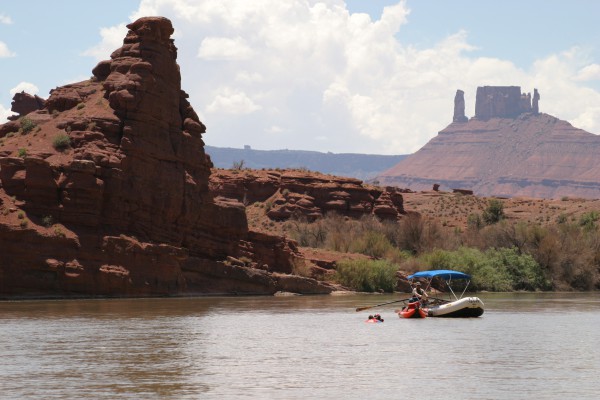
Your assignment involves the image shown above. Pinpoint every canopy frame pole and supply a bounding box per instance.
[447,277,459,301]
[459,280,471,299]
[424,278,432,292]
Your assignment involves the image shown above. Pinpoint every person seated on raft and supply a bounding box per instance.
[373,314,384,322]
[409,281,428,305]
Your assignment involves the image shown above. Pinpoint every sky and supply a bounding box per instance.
[2,0,600,155]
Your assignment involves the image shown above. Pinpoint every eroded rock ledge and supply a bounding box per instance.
[0,17,339,298]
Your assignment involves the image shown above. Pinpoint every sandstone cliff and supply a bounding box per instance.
[0,17,335,298]
[209,169,405,222]
[378,86,600,199]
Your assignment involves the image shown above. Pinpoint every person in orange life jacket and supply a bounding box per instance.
[410,281,428,304]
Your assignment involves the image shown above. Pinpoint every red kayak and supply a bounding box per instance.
[398,301,428,319]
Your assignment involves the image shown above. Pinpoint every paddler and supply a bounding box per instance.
[410,281,428,304]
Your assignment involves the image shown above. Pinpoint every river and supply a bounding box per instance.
[1,293,599,399]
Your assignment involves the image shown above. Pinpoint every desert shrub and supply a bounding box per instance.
[17,148,27,158]
[476,221,526,253]
[77,102,85,110]
[288,217,327,247]
[53,226,66,238]
[20,117,37,134]
[349,231,392,259]
[579,211,599,230]
[232,159,245,170]
[392,213,425,254]
[389,214,445,255]
[482,199,505,225]
[467,213,483,230]
[291,258,314,278]
[556,213,568,224]
[52,133,71,151]
[335,259,398,292]
[42,215,54,227]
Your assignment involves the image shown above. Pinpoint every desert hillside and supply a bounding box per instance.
[378,86,600,199]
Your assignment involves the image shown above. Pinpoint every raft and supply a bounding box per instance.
[398,301,428,319]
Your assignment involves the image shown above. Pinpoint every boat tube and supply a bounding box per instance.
[398,301,428,319]
[427,297,484,318]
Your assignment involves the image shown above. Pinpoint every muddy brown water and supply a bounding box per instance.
[1,293,599,399]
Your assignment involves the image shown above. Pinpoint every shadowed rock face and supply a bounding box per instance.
[0,17,335,298]
[453,89,467,123]
[378,87,600,199]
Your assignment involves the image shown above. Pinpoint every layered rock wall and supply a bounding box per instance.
[474,86,539,120]
[209,169,405,221]
[0,17,335,298]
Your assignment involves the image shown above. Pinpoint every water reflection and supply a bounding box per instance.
[1,293,599,399]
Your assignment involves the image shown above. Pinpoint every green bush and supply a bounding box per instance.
[52,133,71,151]
[349,231,393,259]
[486,247,549,291]
[20,117,37,134]
[579,211,599,230]
[482,199,505,225]
[17,148,27,158]
[419,246,549,292]
[335,259,398,292]
[42,215,54,227]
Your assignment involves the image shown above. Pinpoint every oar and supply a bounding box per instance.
[355,298,411,312]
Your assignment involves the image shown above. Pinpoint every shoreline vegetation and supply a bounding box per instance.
[283,199,600,293]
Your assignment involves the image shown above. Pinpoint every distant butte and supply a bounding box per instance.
[377,86,600,199]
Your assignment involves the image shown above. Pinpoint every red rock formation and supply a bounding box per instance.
[9,91,46,120]
[453,89,468,123]
[533,89,540,114]
[0,17,336,298]
[475,86,536,120]
[377,87,600,199]
[209,169,405,221]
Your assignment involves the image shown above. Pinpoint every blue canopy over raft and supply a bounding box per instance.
[408,269,471,280]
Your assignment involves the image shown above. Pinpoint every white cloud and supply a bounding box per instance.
[0,13,13,24]
[81,23,128,61]
[266,125,284,134]
[0,103,16,123]
[10,82,39,96]
[198,36,254,60]
[205,87,261,114]
[0,41,15,58]
[576,64,600,81]
[86,0,600,153]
